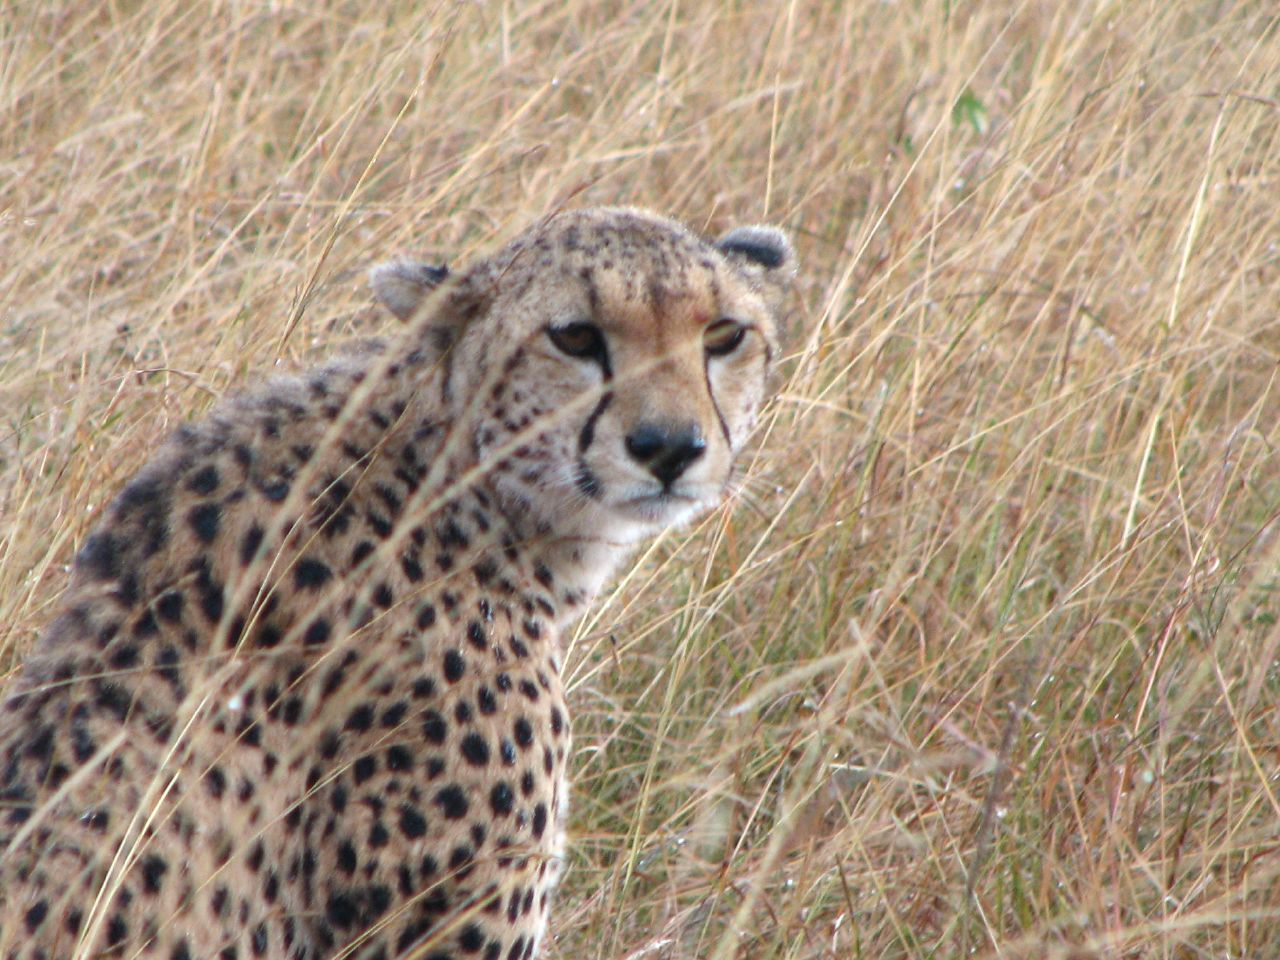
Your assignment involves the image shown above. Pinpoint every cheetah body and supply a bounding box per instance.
[0,208,794,959]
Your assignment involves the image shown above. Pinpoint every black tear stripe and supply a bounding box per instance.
[577,391,614,454]
[703,356,732,446]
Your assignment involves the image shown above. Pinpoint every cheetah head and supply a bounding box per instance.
[372,207,796,548]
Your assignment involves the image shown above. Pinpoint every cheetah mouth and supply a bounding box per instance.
[614,489,705,523]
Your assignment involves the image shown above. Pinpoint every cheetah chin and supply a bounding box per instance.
[0,206,796,960]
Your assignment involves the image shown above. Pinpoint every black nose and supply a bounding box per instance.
[625,422,707,487]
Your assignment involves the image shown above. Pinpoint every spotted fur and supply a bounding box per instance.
[0,207,796,959]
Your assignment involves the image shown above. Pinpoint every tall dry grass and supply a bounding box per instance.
[3,1,1279,957]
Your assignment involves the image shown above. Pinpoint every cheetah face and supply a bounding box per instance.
[375,208,796,545]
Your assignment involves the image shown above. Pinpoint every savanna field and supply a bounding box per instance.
[2,2,1279,957]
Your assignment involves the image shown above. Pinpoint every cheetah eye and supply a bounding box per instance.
[703,319,747,357]
[547,322,606,361]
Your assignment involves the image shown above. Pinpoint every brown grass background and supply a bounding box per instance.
[3,1,1280,957]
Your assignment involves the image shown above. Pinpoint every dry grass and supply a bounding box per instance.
[4,1,1280,957]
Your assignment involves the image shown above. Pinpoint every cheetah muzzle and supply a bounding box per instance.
[0,207,796,959]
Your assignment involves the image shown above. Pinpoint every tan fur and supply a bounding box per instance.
[0,207,795,959]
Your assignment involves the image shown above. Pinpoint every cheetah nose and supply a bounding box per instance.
[625,422,707,487]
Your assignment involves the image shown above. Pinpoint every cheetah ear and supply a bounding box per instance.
[369,259,451,322]
[716,225,797,312]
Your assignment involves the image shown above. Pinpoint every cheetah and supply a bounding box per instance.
[0,207,796,959]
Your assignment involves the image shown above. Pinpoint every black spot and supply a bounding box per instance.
[449,843,474,875]
[236,716,261,748]
[438,520,469,550]
[520,771,535,796]
[156,590,184,623]
[106,913,128,945]
[79,532,121,581]
[374,482,400,513]
[199,580,224,624]
[240,524,265,567]
[477,686,497,715]
[171,941,193,960]
[71,718,96,763]
[397,864,416,897]
[330,783,348,812]
[345,705,374,732]
[373,582,394,608]
[550,707,564,736]
[412,676,436,699]
[454,700,473,724]
[461,733,490,767]
[117,475,171,556]
[501,739,517,766]
[489,782,514,816]
[24,899,48,933]
[294,557,332,590]
[304,618,332,646]
[387,745,413,771]
[435,784,468,819]
[443,650,465,683]
[351,540,375,566]
[188,503,221,543]
[94,680,132,721]
[109,643,139,670]
[247,841,265,873]
[510,637,530,659]
[416,604,437,630]
[353,755,377,784]
[466,621,487,650]
[327,892,358,928]
[141,853,168,893]
[381,701,408,728]
[514,717,533,748]
[205,766,226,798]
[188,465,220,494]
[399,804,428,838]
[255,623,282,649]
[259,478,290,502]
[472,559,498,585]
[459,923,485,953]
[337,839,358,880]
[518,679,539,702]
[496,673,512,692]
[368,511,394,538]
[532,803,548,838]
[369,822,390,847]
[401,553,424,582]
[422,711,447,744]
[252,922,269,956]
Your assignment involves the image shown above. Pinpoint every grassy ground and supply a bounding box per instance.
[3,1,1280,957]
